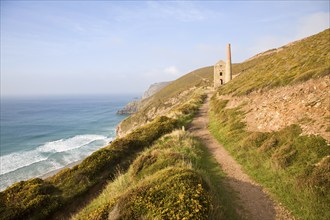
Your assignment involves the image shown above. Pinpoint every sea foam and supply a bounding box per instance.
[0,134,107,176]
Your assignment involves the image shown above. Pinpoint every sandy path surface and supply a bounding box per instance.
[189,93,294,220]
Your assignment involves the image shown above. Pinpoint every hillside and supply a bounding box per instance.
[142,81,172,100]
[1,29,329,220]
[117,81,172,115]
[116,66,214,136]
[210,28,330,220]
[220,29,329,95]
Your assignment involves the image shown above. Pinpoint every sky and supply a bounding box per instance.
[1,1,329,97]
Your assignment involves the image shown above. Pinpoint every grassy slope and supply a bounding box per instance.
[210,29,330,220]
[0,116,179,220]
[221,29,330,96]
[118,66,213,135]
[73,130,239,220]
[151,66,213,101]
[0,87,211,220]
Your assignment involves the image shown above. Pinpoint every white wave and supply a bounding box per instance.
[38,135,105,153]
[0,134,107,175]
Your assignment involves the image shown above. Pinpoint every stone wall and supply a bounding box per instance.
[214,60,226,88]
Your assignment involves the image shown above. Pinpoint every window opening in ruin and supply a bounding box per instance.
[220,72,223,76]
[220,79,223,85]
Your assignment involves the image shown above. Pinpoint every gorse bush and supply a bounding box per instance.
[107,168,211,220]
[73,130,239,220]
[0,178,62,220]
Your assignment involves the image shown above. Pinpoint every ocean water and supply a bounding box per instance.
[0,95,131,191]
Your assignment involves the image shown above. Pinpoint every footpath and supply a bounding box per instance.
[189,93,294,220]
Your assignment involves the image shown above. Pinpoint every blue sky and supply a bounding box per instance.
[1,1,329,96]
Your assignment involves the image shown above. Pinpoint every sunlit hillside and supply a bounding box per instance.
[210,28,330,220]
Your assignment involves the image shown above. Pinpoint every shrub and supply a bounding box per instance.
[271,144,297,169]
[108,168,211,220]
[1,116,179,220]
[258,135,279,153]
[73,130,239,220]
[0,178,62,220]
[241,132,269,149]
[304,156,330,196]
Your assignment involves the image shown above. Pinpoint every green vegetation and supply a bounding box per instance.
[0,178,62,220]
[119,67,213,134]
[50,116,179,199]
[0,116,178,220]
[0,89,206,220]
[73,130,239,220]
[209,97,330,220]
[209,29,330,219]
[220,29,330,96]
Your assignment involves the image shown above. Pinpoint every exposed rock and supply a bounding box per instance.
[142,81,171,100]
[117,100,139,115]
[220,75,330,143]
[116,86,198,137]
[116,81,171,115]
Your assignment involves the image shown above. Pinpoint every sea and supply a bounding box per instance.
[0,95,133,191]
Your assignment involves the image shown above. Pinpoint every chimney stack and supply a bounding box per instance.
[225,43,232,83]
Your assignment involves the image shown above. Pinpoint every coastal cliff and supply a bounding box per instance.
[116,81,171,115]
[142,81,171,100]
[116,67,213,137]
[116,100,139,115]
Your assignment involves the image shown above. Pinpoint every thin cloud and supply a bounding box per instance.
[164,66,180,76]
[295,12,330,39]
[247,12,329,60]
[147,1,205,22]
[114,1,207,23]
[249,35,289,56]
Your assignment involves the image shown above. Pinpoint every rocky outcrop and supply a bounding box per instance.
[116,86,199,137]
[142,81,171,100]
[117,81,171,115]
[221,75,330,143]
[117,100,139,115]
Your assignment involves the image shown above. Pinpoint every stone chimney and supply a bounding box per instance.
[225,43,232,83]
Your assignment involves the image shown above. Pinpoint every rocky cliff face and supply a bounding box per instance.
[142,81,171,100]
[117,100,139,115]
[219,75,330,143]
[117,81,171,115]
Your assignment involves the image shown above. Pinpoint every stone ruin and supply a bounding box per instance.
[214,44,232,88]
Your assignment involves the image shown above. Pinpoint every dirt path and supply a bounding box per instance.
[189,93,294,220]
